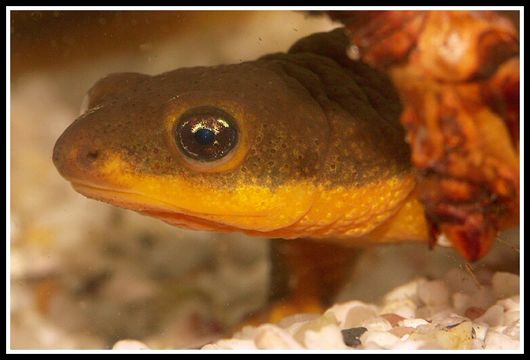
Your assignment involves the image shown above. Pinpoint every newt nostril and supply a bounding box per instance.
[86,150,100,161]
[79,148,101,168]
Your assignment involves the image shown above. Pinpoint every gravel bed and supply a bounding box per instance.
[199,268,520,350]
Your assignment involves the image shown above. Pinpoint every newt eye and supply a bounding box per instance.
[175,107,239,162]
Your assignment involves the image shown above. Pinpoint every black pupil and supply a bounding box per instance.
[176,107,238,162]
[194,128,216,145]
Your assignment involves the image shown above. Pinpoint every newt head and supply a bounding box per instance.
[53,30,426,243]
[53,62,334,234]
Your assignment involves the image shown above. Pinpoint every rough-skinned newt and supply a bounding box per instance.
[53,29,432,318]
[54,29,428,244]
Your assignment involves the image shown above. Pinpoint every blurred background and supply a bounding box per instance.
[9,10,520,350]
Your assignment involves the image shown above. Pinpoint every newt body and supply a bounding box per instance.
[53,12,520,325]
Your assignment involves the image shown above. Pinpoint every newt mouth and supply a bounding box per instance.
[69,181,255,232]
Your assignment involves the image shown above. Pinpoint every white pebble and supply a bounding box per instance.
[469,339,485,349]
[202,339,257,350]
[431,312,468,328]
[379,299,417,318]
[503,321,519,338]
[304,324,349,350]
[491,325,507,333]
[277,313,319,330]
[326,301,377,328]
[233,325,259,340]
[484,331,520,350]
[444,268,481,294]
[391,339,424,350]
[435,321,474,350]
[418,280,450,306]
[255,325,304,349]
[449,287,494,315]
[416,305,453,320]
[475,304,504,327]
[467,287,496,310]
[452,292,471,314]
[112,340,150,350]
[343,305,378,328]
[293,312,338,343]
[383,277,426,303]
[471,322,489,341]
[504,310,519,326]
[407,325,440,349]
[360,330,400,349]
[491,272,519,299]
[360,317,393,332]
[398,318,429,329]
[496,295,520,311]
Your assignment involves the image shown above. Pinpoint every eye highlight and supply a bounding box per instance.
[175,106,239,162]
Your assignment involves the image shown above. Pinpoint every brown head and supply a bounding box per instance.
[53,29,419,240]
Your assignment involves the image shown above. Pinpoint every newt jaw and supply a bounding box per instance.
[70,181,245,232]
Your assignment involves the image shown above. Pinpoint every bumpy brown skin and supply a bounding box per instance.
[330,10,520,260]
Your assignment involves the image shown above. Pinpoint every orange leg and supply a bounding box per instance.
[247,238,360,324]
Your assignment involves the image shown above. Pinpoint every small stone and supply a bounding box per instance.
[491,272,519,299]
[277,313,319,329]
[414,306,429,319]
[383,277,426,304]
[418,280,450,306]
[464,306,485,320]
[430,312,467,328]
[413,323,437,334]
[391,339,424,350]
[496,295,519,311]
[380,313,405,326]
[408,324,441,349]
[469,339,485,349]
[416,305,451,319]
[503,321,519,338]
[444,268,481,294]
[435,321,474,350]
[475,304,504,327]
[326,301,377,328]
[304,324,349,349]
[452,286,496,314]
[491,325,507,333]
[504,310,519,326]
[452,292,471,313]
[484,331,520,350]
[398,318,429,329]
[112,339,150,350]
[342,304,378,328]
[293,312,338,344]
[341,327,367,347]
[255,325,303,349]
[473,268,494,285]
[471,322,489,341]
[379,299,417,318]
[360,330,400,349]
[203,339,257,350]
[233,325,259,340]
[467,287,496,311]
[360,317,393,332]
[389,326,415,338]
